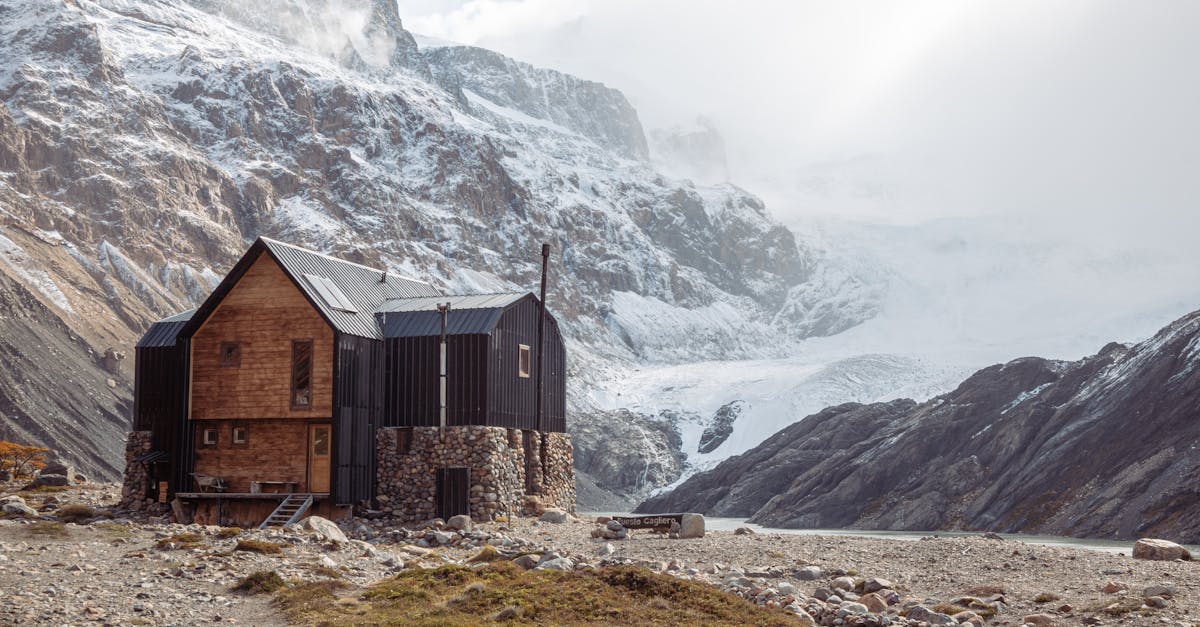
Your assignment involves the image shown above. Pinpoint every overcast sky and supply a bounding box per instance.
[396,0,1199,239]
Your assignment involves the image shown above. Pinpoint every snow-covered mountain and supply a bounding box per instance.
[639,308,1200,543]
[0,0,875,484]
[3,0,1194,506]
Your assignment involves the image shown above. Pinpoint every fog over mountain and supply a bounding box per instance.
[401,0,1200,361]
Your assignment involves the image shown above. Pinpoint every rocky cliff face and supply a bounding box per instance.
[0,0,870,483]
[639,310,1200,542]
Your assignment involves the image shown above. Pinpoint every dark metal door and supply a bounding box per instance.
[436,467,470,519]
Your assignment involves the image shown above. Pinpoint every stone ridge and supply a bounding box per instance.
[640,309,1200,543]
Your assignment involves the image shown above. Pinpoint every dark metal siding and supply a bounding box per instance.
[381,334,490,427]
[332,334,382,505]
[487,297,566,432]
[541,317,567,433]
[380,295,566,432]
[133,331,190,498]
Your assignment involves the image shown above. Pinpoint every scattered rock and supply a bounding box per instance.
[906,605,956,625]
[301,516,348,543]
[444,514,472,532]
[2,501,37,517]
[1145,596,1169,609]
[598,543,615,557]
[27,474,69,488]
[1022,613,1055,625]
[792,608,817,627]
[1132,538,1191,561]
[840,601,869,614]
[1101,581,1128,594]
[734,527,755,535]
[862,577,891,593]
[1143,584,1177,598]
[795,566,823,580]
[512,554,540,570]
[860,592,887,612]
[831,576,855,591]
[40,461,77,483]
[982,532,1005,541]
[538,508,569,524]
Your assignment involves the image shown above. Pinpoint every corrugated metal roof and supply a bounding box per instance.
[260,238,441,339]
[375,292,527,313]
[376,293,532,337]
[137,309,195,348]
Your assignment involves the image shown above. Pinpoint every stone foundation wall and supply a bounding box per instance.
[375,426,575,522]
[541,432,576,513]
[119,431,152,509]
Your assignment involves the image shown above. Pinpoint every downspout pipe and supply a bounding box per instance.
[536,243,550,432]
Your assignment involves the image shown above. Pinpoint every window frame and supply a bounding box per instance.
[291,339,314,410]
[200,427,218,447]
[231,425,248,446]
[518,343,531,378]
[219,341,241,368]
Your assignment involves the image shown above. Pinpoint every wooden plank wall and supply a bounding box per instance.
[190,255,334,420]
[190,419,313,493]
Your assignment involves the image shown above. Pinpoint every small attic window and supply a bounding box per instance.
[518,344,531,378]
[219,342,241,367]
[302,274,358,313]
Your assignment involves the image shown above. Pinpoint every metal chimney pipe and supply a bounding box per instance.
[437,302,450,430]
[536,243,550,432]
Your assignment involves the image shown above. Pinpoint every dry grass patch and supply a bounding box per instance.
[235,539,284,554]
[234,570,287,594]
[19,485,69,495]
[25,521,68,538]
[1034,592,1061,604]
[311,565,344,579]
[217,527,242,539]
[157,533,204,550]
[276,561,804,626]
[465,545,503,563]
[55,503,95,523]
[94,521,134,538]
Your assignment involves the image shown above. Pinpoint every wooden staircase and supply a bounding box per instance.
[259,494,314,529]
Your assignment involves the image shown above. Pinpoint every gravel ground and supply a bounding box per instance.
[3,483,1197,626]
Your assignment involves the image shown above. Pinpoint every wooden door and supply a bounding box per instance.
[308,424,331,493]
[437,467,470,519]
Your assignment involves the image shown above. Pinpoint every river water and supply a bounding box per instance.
[585,513,1200,555]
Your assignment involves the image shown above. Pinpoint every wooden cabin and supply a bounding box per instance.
[123,237,571,527]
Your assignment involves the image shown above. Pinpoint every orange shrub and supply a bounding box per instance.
[0,441,49,478]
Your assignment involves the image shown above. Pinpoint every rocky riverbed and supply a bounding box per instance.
[2,482,1197,625]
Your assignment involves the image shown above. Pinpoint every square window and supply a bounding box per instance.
[232,426,248,445]
[201,428,217,447]
[219,342,241,367]
[518,344,531,378]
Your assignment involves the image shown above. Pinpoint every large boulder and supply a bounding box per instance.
[40,462,77,483]
[539,508,569,524]
[1133,538,1192,561]
[2,500,37,517]
[679,513,705,539]
[301,515,348,543]
[27,474,69,488]
[445,514,472,532]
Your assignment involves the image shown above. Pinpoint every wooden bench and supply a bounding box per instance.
[250,480,298,494]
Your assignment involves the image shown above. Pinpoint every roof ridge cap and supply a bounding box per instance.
[258,237,435,287]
